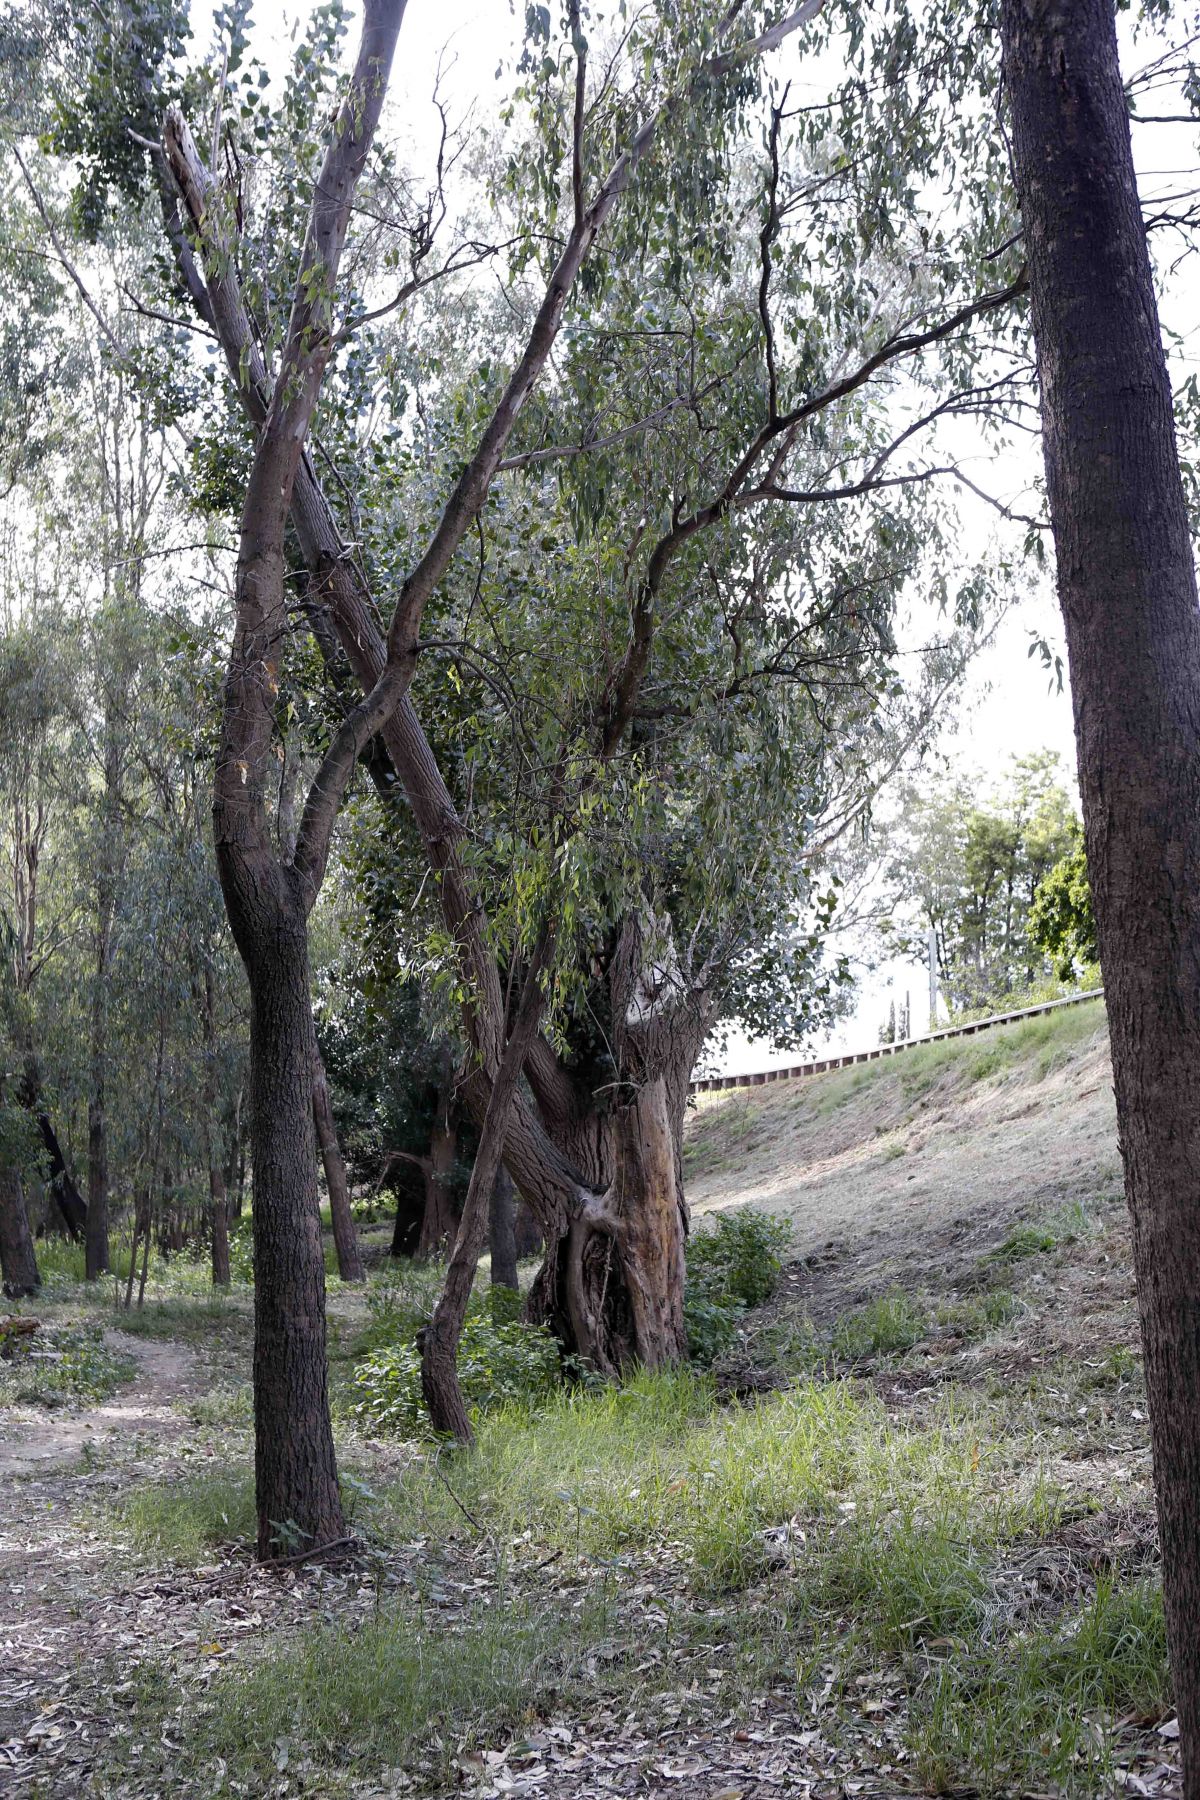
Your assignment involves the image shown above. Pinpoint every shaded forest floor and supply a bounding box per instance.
[0,1000,1183,1797]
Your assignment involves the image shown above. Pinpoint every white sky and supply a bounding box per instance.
[190,0,1194,1069]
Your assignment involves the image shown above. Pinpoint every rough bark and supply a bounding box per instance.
[1000,3,1200,1786]
[312,1047,364,1283]
[0,1165,40,1298]
[489,1163,519,1290]
[248,929,343,1554]
[421,925,556,1441]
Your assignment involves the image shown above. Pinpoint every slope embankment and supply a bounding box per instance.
[684,997,1119,1324]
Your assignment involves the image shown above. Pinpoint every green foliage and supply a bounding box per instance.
[114,1468,256,1563]
[0,1321,135,1407]
[684,1206,789,1364]
[1029,844,1099,980]
[352,1308,563,1437]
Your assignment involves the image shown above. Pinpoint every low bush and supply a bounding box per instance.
[684,1206,789,1364]
[0,1321,136,1407]
[352,1305,563,1437]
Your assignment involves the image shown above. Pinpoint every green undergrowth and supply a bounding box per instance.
[910,1577,1167,1793]
[0,1319,136,1408]
[346,1207,791,1435]
[114,1466,257,1562]
[113,1359,1165,1795]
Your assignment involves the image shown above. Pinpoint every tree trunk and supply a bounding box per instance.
[1000,4,1200,1786]
[388,1165,424,1258]
[245,927,344,1557]
[203,967,231,1288]
[0,1165,40,1298]
[210,1166,231,1288]
[422,925,555,1441]
[85,1089,109,1279]
[20,1061,86,1241]
[417,1080,459,1259]
[489,1163,519,1290]
[312,1046,364,1283]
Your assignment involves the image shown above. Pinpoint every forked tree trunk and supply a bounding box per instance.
[246,926,343,1556]
[0,1165,40,1298]
[312,1048,364,1282]
[1001,3,1200,1785]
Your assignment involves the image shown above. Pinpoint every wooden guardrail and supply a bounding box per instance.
[688,988,1105,1094]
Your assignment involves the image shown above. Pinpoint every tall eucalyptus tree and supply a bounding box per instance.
[1001,0,1200,1783]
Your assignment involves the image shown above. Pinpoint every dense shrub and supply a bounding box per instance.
[684,1207,789,1364]
[353,1310,563,1436]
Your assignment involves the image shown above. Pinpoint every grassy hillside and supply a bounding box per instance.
[686,997,1121,1322]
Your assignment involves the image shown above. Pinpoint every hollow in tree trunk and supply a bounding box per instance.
[1000,2,1200,1785]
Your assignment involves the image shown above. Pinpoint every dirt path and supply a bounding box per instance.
[0,1329,209,1794]
[0,1330,199,1478]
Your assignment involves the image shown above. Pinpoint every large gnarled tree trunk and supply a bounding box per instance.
[1001,2,1200,1784]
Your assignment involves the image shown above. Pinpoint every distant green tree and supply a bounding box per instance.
[881,752,1081,1012]
[1028,844,1097,981]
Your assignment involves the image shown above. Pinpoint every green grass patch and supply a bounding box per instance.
[909,1578,1168,1795]
[114,1467,256,1562]
[831,1291,930,1361]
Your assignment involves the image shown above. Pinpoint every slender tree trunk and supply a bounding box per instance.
[85,1088,109,1278]
[422,926,555,1441]
[243,926,344,1556]
[85,911,112,1279]
[202,969,231,1287]
[123,1194,145,1310]
[136,1210,151,1309]
[0,1165,40,1298]
[210,1166,231,1288]
[488,1164,519,1290]
[20,1060,86,1241]
[312,1046,364,1282]
[1001,4,1200,1786]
